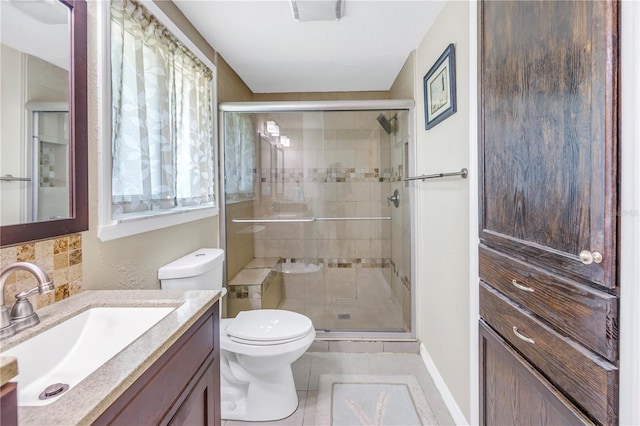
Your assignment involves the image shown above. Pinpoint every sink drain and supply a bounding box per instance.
[39,383,69,400]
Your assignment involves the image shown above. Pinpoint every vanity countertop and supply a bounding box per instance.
[0,289,220,425]
[0,356,18,387]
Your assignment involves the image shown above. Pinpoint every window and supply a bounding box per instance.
[224,113,256,199]
[98,0,217,241]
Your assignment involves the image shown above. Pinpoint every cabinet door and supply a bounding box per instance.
[0,382,17,426]
[479,322,593,426]
[479,0,618,289]
[169,361,217,426]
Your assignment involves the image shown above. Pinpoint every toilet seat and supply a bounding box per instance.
[225,310,313,346]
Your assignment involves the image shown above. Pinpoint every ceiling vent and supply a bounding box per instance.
[290,0,345,22]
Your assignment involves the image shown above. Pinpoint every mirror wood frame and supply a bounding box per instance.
[1,0,88,247]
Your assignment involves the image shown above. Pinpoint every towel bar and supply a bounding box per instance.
[404,168,468,181]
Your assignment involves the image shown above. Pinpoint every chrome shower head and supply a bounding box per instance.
[376,113,397,135]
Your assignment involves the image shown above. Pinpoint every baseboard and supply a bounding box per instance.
[420,343,469,425]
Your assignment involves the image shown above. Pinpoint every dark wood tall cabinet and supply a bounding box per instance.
[478,1,619,425]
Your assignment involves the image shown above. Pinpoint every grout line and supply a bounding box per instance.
[299,389,309,426]
[305,354,313,391]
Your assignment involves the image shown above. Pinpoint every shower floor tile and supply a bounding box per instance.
[277,296,404,332]
[276,263,406,332]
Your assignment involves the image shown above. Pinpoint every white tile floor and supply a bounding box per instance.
[223,352,455,426]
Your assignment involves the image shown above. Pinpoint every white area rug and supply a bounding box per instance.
[316,374,438,426]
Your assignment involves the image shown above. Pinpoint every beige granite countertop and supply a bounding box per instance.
[0,289,220,425]
[0,356,18,386]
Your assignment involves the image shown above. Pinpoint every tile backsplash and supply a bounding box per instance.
[1,234,83,310]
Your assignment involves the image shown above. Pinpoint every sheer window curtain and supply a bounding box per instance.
[224,113,256,196]
[110,0,214,217]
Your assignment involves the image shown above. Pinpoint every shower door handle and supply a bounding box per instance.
[387,189,400,208]
[232,218,316,223]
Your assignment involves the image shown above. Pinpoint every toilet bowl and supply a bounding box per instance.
[220,309,315,421]
[158,250,315,422]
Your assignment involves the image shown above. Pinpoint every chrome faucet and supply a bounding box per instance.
[0,262,55,339]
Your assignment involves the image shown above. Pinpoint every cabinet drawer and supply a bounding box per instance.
[480,321,594,426]
[479,245,617,361]
[480,282,618,425]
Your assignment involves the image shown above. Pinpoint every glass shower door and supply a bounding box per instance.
[221,105,413,336]
[311,110,405,332]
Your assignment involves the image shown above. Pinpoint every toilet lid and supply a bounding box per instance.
[226,310,313,344]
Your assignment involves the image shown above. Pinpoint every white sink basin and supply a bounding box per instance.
[2,307,173,406]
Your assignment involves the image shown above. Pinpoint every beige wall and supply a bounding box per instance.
[81,1,252,291]
[253,91,389,101]
[390,51,415,100]
[217,55,253,103]
[404,1,472,420]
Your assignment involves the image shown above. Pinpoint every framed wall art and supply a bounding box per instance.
[423,43,457,129]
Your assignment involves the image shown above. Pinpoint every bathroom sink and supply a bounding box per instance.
[2,306,173,406]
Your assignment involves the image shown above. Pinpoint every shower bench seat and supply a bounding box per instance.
[228,258,282,317]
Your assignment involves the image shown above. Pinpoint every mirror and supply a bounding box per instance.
[0,0,87,246]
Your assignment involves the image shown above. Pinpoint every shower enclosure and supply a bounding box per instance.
[220,100,415,338]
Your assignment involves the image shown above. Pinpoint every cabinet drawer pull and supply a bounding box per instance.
[512,326,535,344]
[511,279,534,292]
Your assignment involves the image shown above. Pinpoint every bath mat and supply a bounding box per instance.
[316,374,437,426]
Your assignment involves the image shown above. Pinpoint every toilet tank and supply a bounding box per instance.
[158,248,225,291]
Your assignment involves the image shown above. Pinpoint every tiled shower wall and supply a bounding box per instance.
[0,233,82,311]
[253,111,393,262]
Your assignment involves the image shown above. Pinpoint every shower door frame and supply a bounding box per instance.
[27,101,70,222]
[219,100,417,341]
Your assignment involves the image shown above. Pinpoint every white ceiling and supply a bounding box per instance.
[1,1,69,70]
[173,0,446,93]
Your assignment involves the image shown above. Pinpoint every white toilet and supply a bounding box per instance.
[158,249,316,422]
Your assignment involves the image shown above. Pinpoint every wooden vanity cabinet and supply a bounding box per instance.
[94,302,220,426]
[1,382,18,426]
[478,0,619,424]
